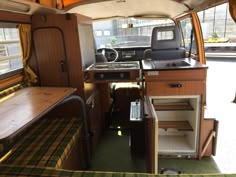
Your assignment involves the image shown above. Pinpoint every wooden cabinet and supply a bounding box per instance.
[32,13,95,96]
[144,69,206,99]
[86,90,103,153]
[144,69,207,81]
[33,28,69,86]
[31,13,103,152]
[146,81,205,96]
[144,68,218,173]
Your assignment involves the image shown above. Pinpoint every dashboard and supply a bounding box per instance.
[115,47,149,62]
[96,47,149,62]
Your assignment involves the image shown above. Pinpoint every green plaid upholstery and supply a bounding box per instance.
[0,81,27,98]
[1,117,81,168]
[0,164,235,177]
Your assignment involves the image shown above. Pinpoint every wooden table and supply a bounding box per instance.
[0,87,76,141]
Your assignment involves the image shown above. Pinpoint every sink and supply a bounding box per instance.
[152,60,191,69]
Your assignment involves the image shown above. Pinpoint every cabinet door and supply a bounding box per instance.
[144,97,158,174]
[86,91,102,152]
[33,28,69,86]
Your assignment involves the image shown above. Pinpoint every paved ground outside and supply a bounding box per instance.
[205,58,236,173]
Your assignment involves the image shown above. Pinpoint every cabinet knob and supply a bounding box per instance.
[169,83,182,88]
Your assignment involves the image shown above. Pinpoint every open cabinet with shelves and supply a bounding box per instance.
[149,95,201,157]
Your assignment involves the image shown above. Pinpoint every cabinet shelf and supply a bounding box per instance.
[153,104,194,111]
[159,121,193,131]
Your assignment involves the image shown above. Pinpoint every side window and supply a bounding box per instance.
[178,17,197,56]
[0,23,22,78]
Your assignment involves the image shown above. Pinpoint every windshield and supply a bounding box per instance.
[93,18,174,48]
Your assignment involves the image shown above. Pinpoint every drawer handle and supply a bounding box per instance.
[169,83,182,88]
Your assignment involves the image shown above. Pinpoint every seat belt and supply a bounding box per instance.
[188,28,194,58]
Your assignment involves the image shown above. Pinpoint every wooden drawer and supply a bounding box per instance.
[146,81,206,96]
[144,69,207,81]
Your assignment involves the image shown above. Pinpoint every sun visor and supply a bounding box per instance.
[229,0,236,23]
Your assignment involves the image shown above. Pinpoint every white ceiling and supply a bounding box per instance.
[67,0,226,20]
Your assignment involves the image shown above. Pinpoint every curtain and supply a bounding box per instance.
[229,0,236,23]
[18,24,38,85]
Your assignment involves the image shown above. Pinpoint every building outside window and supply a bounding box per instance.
[0,23,22,76]
[198,3,236,42]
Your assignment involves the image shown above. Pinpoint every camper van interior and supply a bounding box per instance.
[0,0,235,176]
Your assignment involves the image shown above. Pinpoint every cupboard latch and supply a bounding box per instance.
[60,60,67,72]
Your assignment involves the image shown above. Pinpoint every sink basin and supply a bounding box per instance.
[152,60,191,69]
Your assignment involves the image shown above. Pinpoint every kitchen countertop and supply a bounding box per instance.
[142,58,208,71]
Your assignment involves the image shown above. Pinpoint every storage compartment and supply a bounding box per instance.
[149,95,201,157]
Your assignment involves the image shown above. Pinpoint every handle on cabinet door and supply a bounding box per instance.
[169,83,182,88]
[60,60,67,72]
[88,99,95,109]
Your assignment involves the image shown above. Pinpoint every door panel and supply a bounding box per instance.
[33,28,69,86]
[144,97,158,173]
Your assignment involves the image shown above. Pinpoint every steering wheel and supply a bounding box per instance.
[96,48,119,62]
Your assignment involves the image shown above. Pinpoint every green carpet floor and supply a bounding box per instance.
[159,157,220,174]
[89,130,220,174]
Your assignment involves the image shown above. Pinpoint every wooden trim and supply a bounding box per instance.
[144,69,207,81]
[144,96,158,173]
[0,11,31,24]
[0,74,24,90]
[153,104,194,111]
[159,121,193,131]
[200,130,216,158]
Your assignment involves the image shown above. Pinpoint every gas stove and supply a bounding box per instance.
[84,61,141,83]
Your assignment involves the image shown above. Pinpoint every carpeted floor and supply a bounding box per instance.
[89,130,220,174]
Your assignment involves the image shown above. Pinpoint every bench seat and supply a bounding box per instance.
[0,117,81,168]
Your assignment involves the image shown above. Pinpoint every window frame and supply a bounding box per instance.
[177,15,198,56]
[175,12,206,63]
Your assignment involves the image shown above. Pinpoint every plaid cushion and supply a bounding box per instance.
[0,81,27,98]
[0,164,236,177]
[0,117,81,168]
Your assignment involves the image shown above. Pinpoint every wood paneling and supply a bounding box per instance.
[199,118,215,157]
[0,11,30,23]
[86,90,102,152]
[33,28,69,87]
[145,69,207,81]
[144,98,158,173]
[31,13,95,98]
[0,74,23,90]
[146,81,205,96]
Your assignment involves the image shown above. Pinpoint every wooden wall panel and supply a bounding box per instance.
[145,69,207,81]
[31,14,95,100]
[0,11,30,23]
[33,28,69,87]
